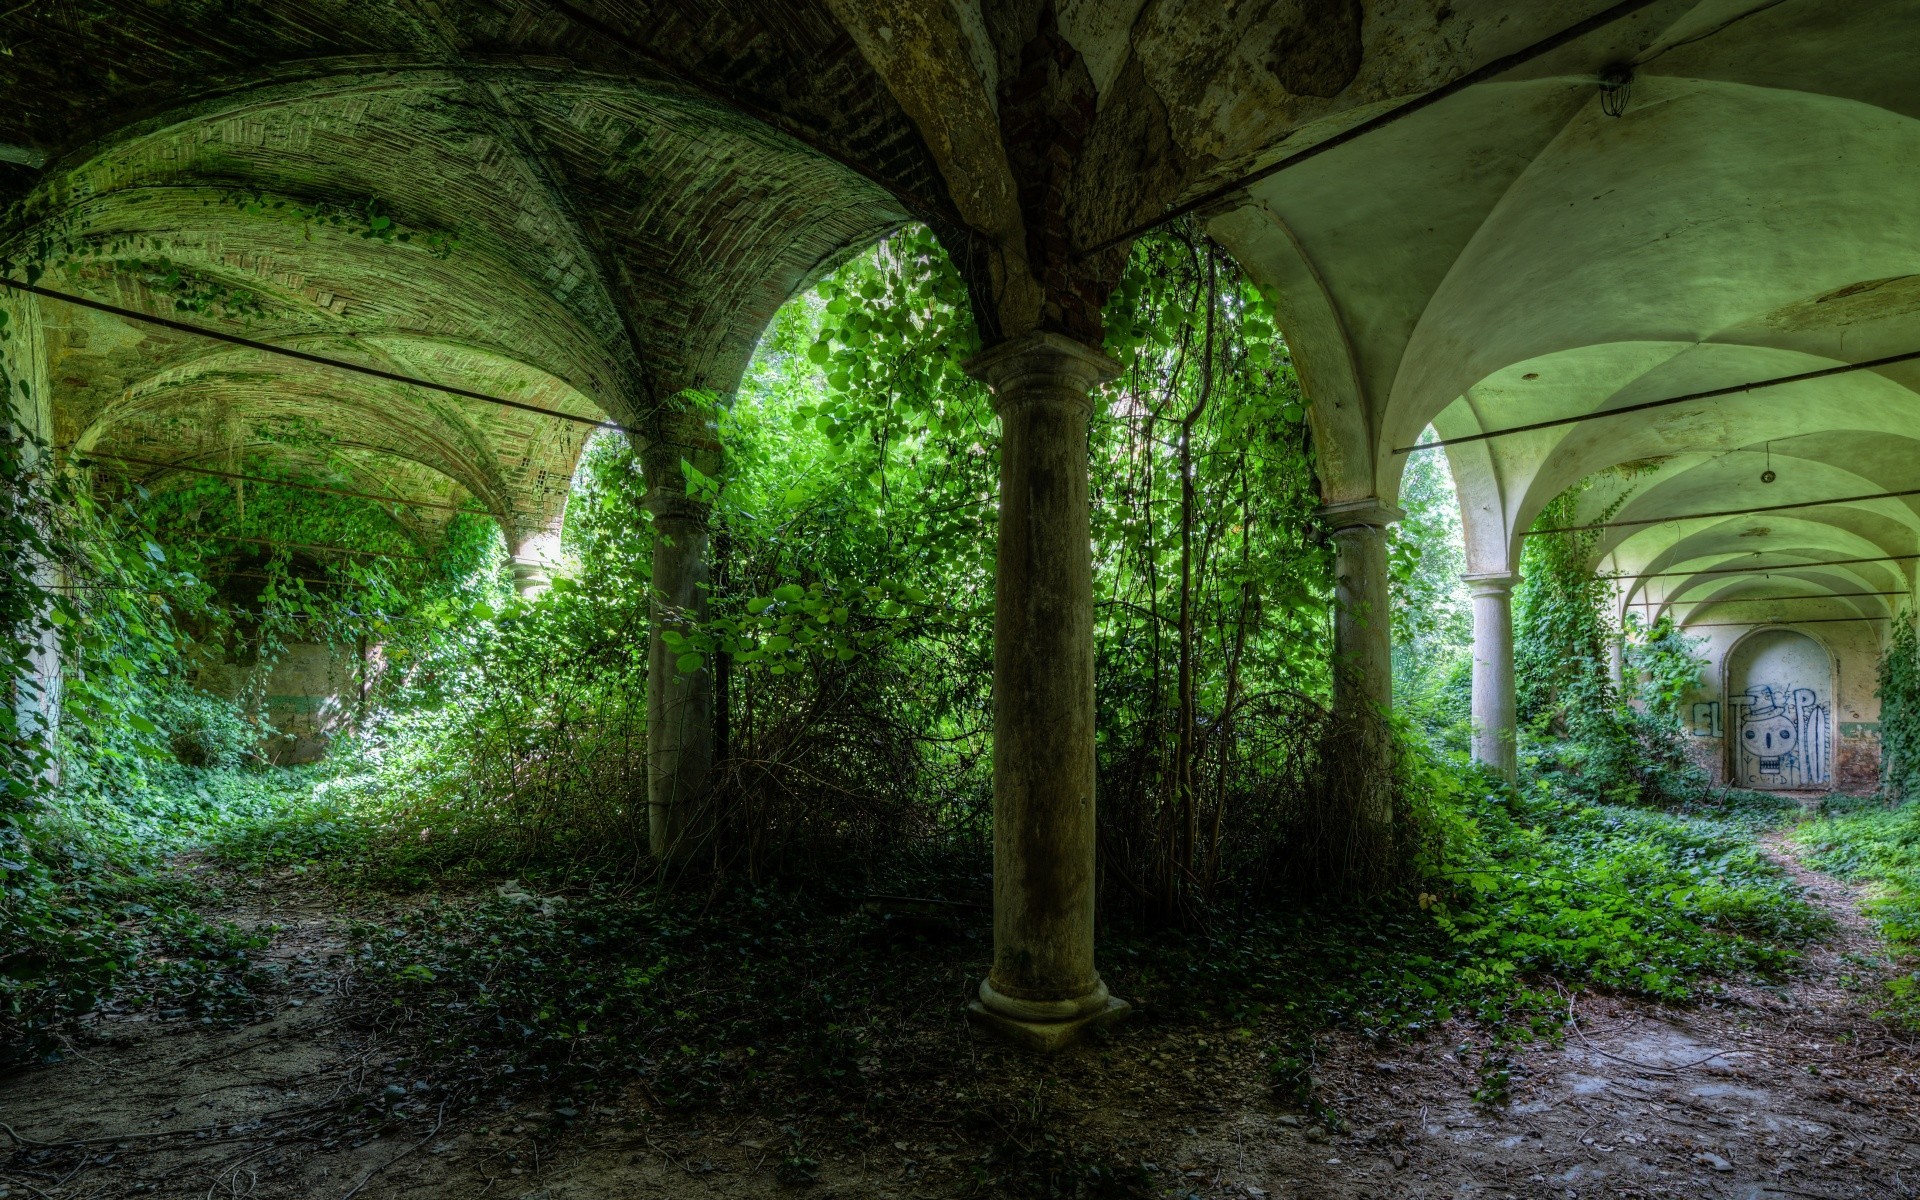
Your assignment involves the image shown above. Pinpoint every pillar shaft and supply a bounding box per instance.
[1322,500,1400,717]
[1467,572,1519,780]
[1321,499,1402,835]
[645,504,713,860]
[963,331,1127,1049]
[509,527,564,600]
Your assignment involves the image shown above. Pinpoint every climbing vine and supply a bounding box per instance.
[1516,487,1707,804]
[1878,612,1920,800]
[1625,612,1706,721]
[110,258,267,321]
[1515,489,1620,731]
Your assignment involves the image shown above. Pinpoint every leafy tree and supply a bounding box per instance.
[1391,440,1472,742]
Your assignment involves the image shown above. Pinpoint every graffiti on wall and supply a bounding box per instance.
[1731,684,1830,790]
[1688,700,1721,738]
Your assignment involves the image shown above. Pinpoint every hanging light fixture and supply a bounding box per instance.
[1599,64,1634,118]
[1761,441,1776,484]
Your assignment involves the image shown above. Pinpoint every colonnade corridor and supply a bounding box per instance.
[2,3,1917,1197]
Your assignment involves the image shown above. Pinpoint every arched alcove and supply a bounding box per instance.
[1724,626,1836,790]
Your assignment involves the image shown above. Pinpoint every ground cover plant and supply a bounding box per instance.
[205,763,1821,1155]
[0,393,293,1062]
[1795,795,1920,1025]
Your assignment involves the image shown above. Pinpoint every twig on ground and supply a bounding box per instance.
[0,1174,57,1200]
[339,1096,449,1200]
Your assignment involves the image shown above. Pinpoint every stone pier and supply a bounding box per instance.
[1321,498,1402,829]
[963,332,1129,1051]
[1467,572,1519,780]
[644,492,714,861]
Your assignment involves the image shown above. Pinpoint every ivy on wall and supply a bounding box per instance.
[1515,488,1707,805]
[1625,613,1706,722]
[1878,613,1920,800]
[1516,490,1619,732]
[224,191,461,259]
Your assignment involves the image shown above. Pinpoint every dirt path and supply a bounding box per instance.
[3,843,1916,1199]
[1153,834,1920,1200]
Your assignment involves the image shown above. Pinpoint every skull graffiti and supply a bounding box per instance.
[1741,711,1796,775]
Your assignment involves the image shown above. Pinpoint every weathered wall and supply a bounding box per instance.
[1679,621,1882,792]
[193,640,361,766]
[259,643,360,765]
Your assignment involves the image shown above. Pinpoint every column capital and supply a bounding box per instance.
[509,554,552,598]
[963,331,1120,415]
[1317,497,1403,531]
[1464,570,1521,596]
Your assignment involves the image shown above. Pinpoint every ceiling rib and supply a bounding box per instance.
[1529,484,1920,536]
[1617,552,1920,582]
[1083,0,1667,254]
[1679,615,1890,628]
[1666,589,1906,606]
[541,0,956,230]
[1399,347,1920,454]
[0,278,625,433]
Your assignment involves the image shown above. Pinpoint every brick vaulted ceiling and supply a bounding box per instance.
[2,0,1913,645]
[0,0,945,547]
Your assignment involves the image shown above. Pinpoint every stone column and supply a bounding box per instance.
[1607,633,1625,690]
[963,331,1129,1051]
[8,290,59,786]
[644,493,714,861]
[1320,498,1402,836]
[509,526,565,600]
[1466,572,1519,780]
[1321,499,1401,716]
[509,554,552,599]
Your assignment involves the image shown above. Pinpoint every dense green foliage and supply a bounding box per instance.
[0,402,292,1062]
[1515,491,1708,806]
[272,228,1385,907]
[0,225,1854,1093]
[1390,447,1472,744]
[1796,797,1920,1024]
[1625,612,1708,721]
[1877,613,1920,800]
[1515,492,1620,733]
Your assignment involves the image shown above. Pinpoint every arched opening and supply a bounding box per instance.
[1724,626,1836,790]
[7,6,1920,1190]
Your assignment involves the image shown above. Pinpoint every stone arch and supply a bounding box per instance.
[1723,625,1839,791]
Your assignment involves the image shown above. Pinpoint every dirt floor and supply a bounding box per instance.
[2,837,1915,1199]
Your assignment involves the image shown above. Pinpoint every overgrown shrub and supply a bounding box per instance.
[1515,493,1710,807]
[1627,613,1707,720]
[1100,695,1455,914]
[154,686,260,768]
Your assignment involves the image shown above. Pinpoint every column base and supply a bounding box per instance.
[966,995,1131,1051]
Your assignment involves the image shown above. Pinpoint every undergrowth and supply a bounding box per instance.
[293,768,1823,1127]
[2,763,304,1064]
[1796,796,1920,1026]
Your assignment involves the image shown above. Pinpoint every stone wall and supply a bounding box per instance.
[193,641,362,766]
[1679,621,1883,793]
